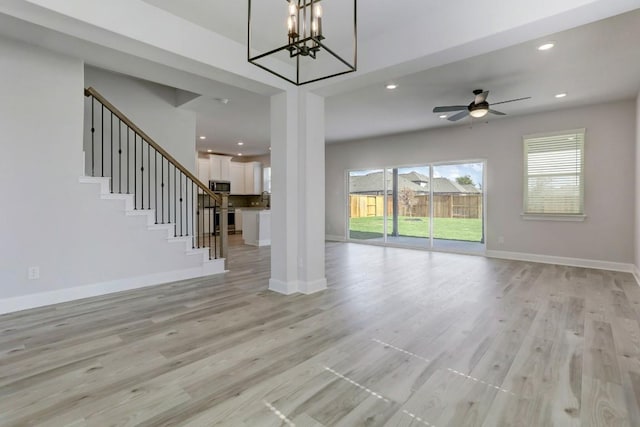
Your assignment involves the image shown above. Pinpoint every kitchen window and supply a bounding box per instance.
[522,129,585,220]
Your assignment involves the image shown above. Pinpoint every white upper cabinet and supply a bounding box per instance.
[229,162,245,194]
[197,158,210,184]
[199,155,261,194]
[229,161,262,194]
[244,162,262,195]
[208,155,232,181]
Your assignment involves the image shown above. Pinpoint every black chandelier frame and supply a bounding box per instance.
[248,0,357,86]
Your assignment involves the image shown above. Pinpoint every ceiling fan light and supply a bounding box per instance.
[469,108,488,118]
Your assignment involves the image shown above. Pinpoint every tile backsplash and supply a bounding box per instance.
[229,194,269,208]
[199,194,270,208]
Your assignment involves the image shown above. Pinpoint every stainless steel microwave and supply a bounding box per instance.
[209,180,231,193]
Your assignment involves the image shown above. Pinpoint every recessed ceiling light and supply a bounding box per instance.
[237,141,244,146]
[538,42,555,51]
[237,153,243,156]
[199,136,206,140]
[207,149,212,153]
[439,114,447,119]
[386,83,398,90]
[555,92,567,98]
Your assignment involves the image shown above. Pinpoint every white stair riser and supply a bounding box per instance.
[79,176,223,270]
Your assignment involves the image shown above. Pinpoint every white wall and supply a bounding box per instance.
[326,100,636,264]
[84,66,196,171]
[0,37,205,306]
[635,92,640,272]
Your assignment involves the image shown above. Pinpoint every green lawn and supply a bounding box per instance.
[349,216,483,242]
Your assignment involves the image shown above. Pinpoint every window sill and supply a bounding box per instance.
[521,213,586,222]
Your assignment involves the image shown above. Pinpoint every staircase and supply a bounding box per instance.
[81,87,229,277]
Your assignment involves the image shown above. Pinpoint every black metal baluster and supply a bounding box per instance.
[209,200,212,259]
[91,98,95,176]
[133,133,137,209]
[191,182,200,248]
[118,119,122,193]
[101,105,104,177]
[196,187,201,249]
[167,161,170,224]
[192,182,195,248]
[110,113,113,193]
[140,136,144,210]
[215,200,218,258]
[127,128,130,194]
[161,158,165,223]
[148,144,151,210]
[174,166,177,237]
[155,149,158,224]
[179,173,183,236]
[185,175,188,238]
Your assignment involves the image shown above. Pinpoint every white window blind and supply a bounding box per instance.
[523,129,585,216]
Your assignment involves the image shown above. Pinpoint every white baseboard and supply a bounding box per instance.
[325,234,346,242]
[0,263,226,315]
[268,277,327,295]
[486,250,634,273]
[633,265,640,286]
[268,278,299,295]
[298,278,327,294]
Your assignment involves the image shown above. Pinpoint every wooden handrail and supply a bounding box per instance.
[84,87,222,205]
[85,86,228,264]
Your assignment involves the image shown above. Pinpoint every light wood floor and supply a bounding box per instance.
[2,238,640,426]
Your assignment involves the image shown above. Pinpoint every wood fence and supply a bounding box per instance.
[350,194,482,219]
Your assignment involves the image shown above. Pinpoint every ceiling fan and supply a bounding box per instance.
[433,89,531,122]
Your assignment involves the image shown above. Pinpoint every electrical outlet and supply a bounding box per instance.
[498,236,505,244]
[28,266,40,280]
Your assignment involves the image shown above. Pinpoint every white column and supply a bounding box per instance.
[269,88,327,295]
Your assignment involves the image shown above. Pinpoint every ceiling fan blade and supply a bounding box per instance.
[489,109,506,116]
[433,105,467,113]
[491,96,531,106]
[448,110,469,122]
[474,90,489,104]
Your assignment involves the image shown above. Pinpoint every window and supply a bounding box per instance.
[523,129,585,218]
[263,167,271,193]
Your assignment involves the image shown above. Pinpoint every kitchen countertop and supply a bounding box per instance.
[235,207,270,211]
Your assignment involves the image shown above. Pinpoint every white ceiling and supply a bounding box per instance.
[12,1,634,155]
[326,9,640,143]
[184,8,640,154]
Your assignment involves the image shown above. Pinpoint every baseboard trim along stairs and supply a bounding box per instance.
[0,177,226,315]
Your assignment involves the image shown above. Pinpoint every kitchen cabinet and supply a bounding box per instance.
[235,208,243,231]
[197,158,210,184]
[230,161,262,194]
[197,154,232,184]
[244,162,262,195]
[200,208,214,236]
[210,155,231,181]
[242,209,270,246]
[229,162,245,194]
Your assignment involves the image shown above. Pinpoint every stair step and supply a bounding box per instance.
[79,176,111,194]
[79,174,225,276]
[101,193,134,210]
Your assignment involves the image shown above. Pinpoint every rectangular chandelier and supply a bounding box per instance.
[248,0,357,86]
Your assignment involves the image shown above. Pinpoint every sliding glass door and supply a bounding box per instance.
[348,169,385,241]
[348,161,485,251]
[432,162,484,250]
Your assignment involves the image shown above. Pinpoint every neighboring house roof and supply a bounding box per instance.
[399,171,429,184]
[350,171,481,194]
[349,172,424,194]
[461,184,481,193]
